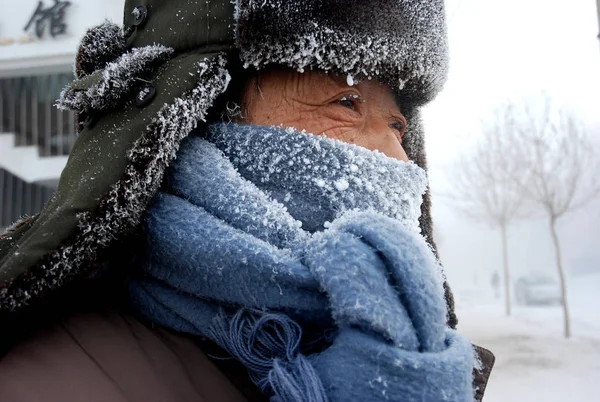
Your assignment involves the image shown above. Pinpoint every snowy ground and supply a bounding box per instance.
[455,274,600,402]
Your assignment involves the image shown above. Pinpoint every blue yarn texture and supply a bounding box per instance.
[128,123,475,402]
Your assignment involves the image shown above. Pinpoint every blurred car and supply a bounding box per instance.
[515,276,562,306]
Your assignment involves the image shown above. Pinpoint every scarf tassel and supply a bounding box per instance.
[209,309,328,402]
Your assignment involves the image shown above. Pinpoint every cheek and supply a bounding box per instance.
[323,126,362,144]
[361,133,409,161]
[294,109,363,140]
[306,119,361,141]
[253,105,361,142]
[318,125,408,162]
[246,98,293,125]
[305,113,381,152]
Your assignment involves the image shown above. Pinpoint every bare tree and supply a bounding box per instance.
[596,0,600,49]
[445,106,527,316]
[510,98,600,338]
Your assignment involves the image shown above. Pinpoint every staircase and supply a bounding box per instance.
[0,73,77,230]
[0,133,68,183]
[0,132,67,229]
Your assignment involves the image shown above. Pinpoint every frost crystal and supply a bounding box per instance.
[346,74,355,87]
[75,21,127,78]
[334,178,350,192]
[58,45,174,112]
[137,86,152,102]
[132,7,141,20]
[208,123,428,234]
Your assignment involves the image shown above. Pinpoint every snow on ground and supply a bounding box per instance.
[454,274,600,402]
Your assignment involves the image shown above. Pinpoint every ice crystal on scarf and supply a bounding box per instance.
[207,123,427,234]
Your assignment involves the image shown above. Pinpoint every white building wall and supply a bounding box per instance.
[0,0,125,77]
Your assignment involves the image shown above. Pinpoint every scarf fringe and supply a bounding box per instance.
[209,309,328,402]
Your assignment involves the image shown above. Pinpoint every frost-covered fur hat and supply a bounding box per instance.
[0,0,458,330]
[236,0,448,104]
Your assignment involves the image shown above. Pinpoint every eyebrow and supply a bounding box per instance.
[325,73,350,88]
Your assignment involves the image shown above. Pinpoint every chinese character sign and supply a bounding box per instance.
[24,0,72,39]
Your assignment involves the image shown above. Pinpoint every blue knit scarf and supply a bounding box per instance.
[128,123,475,402]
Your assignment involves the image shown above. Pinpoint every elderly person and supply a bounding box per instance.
[0,1,494,401]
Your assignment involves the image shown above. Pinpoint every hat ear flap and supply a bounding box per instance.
[75,21,127,79]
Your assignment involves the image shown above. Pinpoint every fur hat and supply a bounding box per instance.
[235,0,448,105]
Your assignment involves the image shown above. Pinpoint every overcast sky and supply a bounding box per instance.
[425,0,600,165]
[423,0,600,290]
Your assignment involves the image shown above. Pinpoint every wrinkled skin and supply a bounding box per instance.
[241,69,409,162]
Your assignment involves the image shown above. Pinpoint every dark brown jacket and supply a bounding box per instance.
[0,311,267,402]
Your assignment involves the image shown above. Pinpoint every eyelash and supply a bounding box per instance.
[390,121,406,137]
[336,94,363,110]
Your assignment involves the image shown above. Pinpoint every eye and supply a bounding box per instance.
[338,99,356,109]
[335,94,363,111]
[390,121,407,137]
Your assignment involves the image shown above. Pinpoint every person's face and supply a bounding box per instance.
[241,69,409,162]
